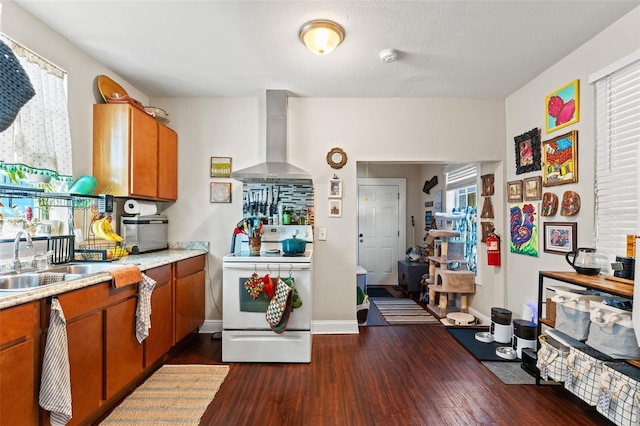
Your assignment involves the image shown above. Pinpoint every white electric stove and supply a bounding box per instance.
[222,224,313,363]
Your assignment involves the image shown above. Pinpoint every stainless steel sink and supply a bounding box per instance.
[0,273,41,290]
[46,262,122,275]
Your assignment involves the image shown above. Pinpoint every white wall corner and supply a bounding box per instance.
[199,319,222,334]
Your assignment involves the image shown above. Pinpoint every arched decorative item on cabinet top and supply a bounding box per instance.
[326,147,347,169]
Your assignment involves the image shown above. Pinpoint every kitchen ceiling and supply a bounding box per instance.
[14,0,640,99]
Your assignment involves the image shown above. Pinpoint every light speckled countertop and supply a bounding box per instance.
[0,243,208,310]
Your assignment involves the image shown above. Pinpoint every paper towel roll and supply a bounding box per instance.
[124,199,158,215]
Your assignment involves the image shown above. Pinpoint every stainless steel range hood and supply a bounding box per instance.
[231,90,312,184]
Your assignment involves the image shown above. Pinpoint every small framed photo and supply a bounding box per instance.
[507,180,523,203]
[211,157,232,178]
[329,199,342,218]
[329,179,342,198]
[523,176,542,201]
[543,222,577,254]
[514,128,541,175]
[546,79,579,133]
[210,182,232,203]
[542,130,578,187]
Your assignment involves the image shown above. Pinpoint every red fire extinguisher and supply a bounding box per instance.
[486,230,501,266]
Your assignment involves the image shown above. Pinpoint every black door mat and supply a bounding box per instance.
[366,286,394,298]
[447,327,519,362]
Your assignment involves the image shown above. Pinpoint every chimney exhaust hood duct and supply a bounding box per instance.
[230,90,312,184]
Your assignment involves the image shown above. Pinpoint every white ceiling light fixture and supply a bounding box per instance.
[299,19,345,56]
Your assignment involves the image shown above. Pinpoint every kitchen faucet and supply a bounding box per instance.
[12,230,34,273]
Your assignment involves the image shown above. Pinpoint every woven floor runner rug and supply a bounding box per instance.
[100,364,229,425]
[371,298,440,324]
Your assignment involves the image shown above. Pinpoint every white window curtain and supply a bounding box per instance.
[592,53,640,262]
[0,34,73,183]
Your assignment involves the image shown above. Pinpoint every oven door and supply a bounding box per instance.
[222,262,312,331]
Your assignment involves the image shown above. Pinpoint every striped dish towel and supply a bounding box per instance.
[135,273,157,343]
[39,298,72,425]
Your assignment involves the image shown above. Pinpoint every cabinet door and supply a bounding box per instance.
[105,297,143,399]
[157,124,178,201]
[93,103,130,197]
[144,265,173,366]
[175,269,206,342]
[130,107,158,198]
[0,339,36,425]
[66,312,103,426]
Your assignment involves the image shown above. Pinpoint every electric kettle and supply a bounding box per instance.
[565,247,604,275]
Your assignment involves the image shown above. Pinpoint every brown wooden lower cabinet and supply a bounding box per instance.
[144,265,173,366]
[105,294,144,399]
[66,312,103,426]
[0,255,207,425]
[0,302,39,426]
[175,255,206,342]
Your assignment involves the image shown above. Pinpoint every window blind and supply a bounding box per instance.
[445,163,478,191]
[593,58,640,261]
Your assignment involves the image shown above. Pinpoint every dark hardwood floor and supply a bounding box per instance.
[167,326,612,425]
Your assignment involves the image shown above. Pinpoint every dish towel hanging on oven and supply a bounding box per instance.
[39,298,72,426]
[136,273,157,343]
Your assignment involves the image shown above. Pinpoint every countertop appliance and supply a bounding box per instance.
[121,215,168,254]
[222,224,313,363]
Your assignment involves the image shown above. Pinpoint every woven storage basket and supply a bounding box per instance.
[0,39,35,132]
[597,362,640,426]
[587,300,640,360]
[565,345,613,406]
[537,334,570,382]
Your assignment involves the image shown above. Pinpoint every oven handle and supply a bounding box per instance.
[223,263,311,271]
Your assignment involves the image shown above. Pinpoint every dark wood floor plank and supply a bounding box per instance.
[166,326,612,425]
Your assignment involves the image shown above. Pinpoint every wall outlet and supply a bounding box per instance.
[318,227,327,241]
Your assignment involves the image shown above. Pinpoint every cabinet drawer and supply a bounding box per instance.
[175,255,205,279]
[42,280,137,326]
[144,264,171,287]
[0,302,38,346]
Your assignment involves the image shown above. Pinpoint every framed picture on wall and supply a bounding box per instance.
[329,200,342,218]
[514,128,541,175]
[210,182,232,203]
[546,79,580,133]
[329,179,342,198]
[523,176,542,201]
[543,222,577,254]
[542,130,578,186]
[210,157,232,178]
[507,180,523,203]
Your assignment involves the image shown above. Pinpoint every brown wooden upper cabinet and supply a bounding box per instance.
[93,104,178,201]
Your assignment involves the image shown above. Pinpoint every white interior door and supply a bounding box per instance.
[357,179,406,285]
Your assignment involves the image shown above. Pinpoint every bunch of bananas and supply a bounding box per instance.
[91,216,124,242]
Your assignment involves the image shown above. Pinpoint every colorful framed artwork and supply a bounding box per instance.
[509,202,539,257]
[507,180,523,203]
[542,130,578,187]
[545,79,579,133]
[543,222,577,255]
[523,176,542,201]
[210,182,231,203]
[329,199,342,218]
[514,128,541,175]
[329,179,342,198]
[210,157,232,178]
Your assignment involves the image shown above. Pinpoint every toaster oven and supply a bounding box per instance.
[121,215,168,254]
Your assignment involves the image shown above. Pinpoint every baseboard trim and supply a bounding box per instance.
[200,319,360,335]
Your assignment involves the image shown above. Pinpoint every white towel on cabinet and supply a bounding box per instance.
[135,273,157,343]
[39,298,72,426]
